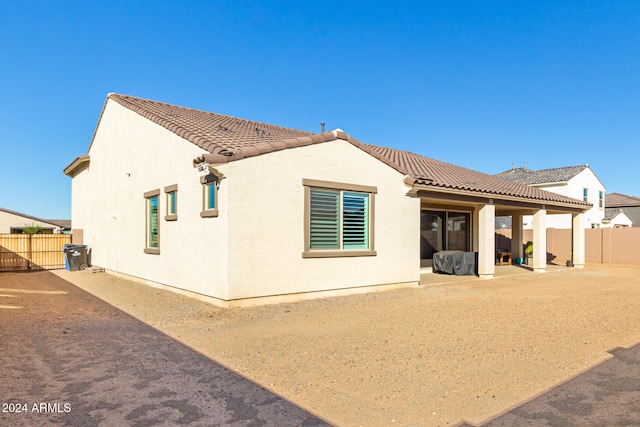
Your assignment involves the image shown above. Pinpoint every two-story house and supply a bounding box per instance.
[495,165,605,229]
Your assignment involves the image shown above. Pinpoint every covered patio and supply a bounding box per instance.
[412,183,590,279]
[359,142,590,281]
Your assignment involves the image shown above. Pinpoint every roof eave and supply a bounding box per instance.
[63,154,90,177]
[410,183,590,211]
[530,181,569,187]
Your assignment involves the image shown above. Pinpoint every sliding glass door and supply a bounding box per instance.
[447,212,470,252]
[420,211,444,261]
[421,210,470,265]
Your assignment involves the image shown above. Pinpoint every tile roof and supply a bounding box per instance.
[604,208,624,221]
[357,144,591,206]
[495,165,589,185]
[605,192,640,207]
[107,94,313,158]
[96,94,589,209]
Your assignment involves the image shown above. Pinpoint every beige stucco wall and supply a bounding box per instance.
[71,99,230,299]
[0,211,61,233]
[223,139,420,299]
[71,102,420,302]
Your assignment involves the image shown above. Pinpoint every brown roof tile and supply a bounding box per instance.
[606,192,640,207]
[108,94,313,156]
[94,94,589,209]
[359,144,591,207]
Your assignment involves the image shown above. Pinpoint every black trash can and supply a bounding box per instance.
[63,245,88,271]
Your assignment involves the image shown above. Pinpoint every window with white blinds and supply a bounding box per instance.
[342,192,369,250]
[309,189,370,251]
[309,190,340,249]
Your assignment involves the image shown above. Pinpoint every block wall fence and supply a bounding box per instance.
[495,227,640,265]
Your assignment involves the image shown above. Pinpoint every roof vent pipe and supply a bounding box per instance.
[321,122,325,133]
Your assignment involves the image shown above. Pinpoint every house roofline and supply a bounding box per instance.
[74,94,591,211]
[530,181,568,187]
[0,207,66,229]
[192,130,353,166]
[406,180,590,211]
[63,154,90,177]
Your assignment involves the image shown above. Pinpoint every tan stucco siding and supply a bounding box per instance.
[224,139,420,300]
[72,100,230,299]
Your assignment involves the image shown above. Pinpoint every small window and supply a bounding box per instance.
[303,179,376,258]
[164,184,178,221]
[144,189,160,254]
[583,188,588,203]
[200,174,219,217]
[599,191,604,208]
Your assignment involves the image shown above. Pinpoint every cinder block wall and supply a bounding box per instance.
[497,228,640,265]
[587,228,640,265]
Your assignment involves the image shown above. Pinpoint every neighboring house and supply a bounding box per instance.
[0,207,66,234]
[602,208,632,228]
[605,193,640,227]
[495,165,605,229]
[64,94,590,307]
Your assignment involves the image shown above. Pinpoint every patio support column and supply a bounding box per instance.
[532,208,547,273]
[477,201,495,279]
[572,212,586,268]
[511,214,524,260]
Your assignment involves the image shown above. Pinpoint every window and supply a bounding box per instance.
[144,189,160,254]
[200,174,219,217]
[599,191,604,208]
[303,179,376,258]
[583,188,588,203]
[164,184,178,221]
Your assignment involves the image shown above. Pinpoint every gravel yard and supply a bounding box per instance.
[53,264,640,426]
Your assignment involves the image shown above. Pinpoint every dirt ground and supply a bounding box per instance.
[49,264,640,426]
[1,271,326,427]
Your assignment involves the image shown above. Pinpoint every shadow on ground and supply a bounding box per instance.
[458,342,640,427]
[0,271,329,427]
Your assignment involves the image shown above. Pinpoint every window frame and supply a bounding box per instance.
[302,179,376,258]
[164,184,178,221]
[144,189,161,254]
[598,191,604,209]
[200,174,219,218]
[583,188,589,203]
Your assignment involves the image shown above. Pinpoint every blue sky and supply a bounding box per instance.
[1,1,639,219]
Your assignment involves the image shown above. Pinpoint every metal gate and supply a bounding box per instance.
[0,234,72,271]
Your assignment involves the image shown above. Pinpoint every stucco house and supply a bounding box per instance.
[602,208,633,228]
[0,207,67,234]
[495,165,605,229]
[64,94,591,307]
[605,193,640,227]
